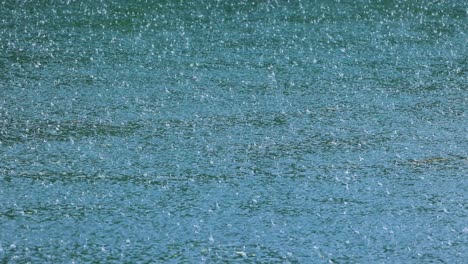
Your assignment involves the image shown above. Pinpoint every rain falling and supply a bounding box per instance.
[0,0,467,262]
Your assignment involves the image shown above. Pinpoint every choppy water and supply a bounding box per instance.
[1,0,467,263]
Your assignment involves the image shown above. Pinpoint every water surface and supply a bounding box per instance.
[1,0,467,262]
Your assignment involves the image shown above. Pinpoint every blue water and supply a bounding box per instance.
[1,0,467,262]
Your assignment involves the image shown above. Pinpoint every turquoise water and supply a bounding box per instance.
[1,0,467,262]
